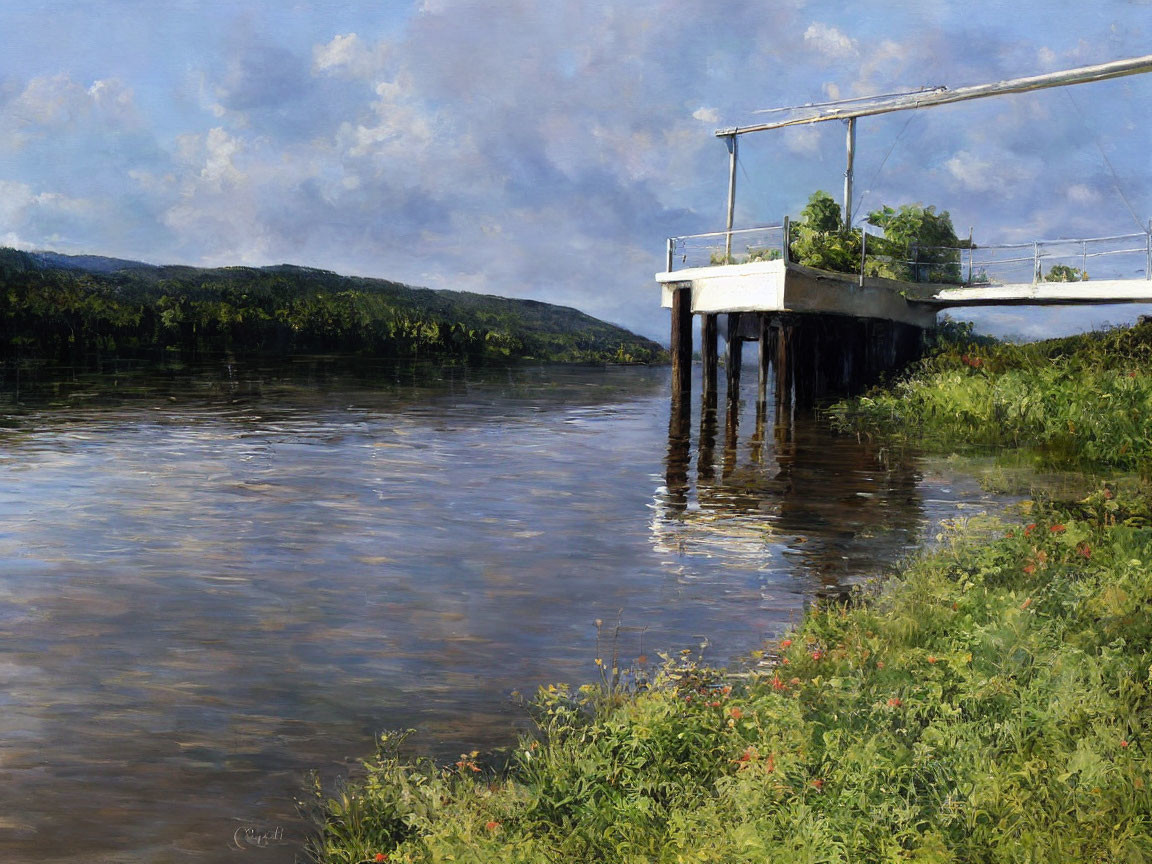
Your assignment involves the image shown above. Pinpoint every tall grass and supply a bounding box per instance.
[306,488,1152,864]
[828,321,1152,473]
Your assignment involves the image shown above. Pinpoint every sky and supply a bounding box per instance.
[2,0,1152,342]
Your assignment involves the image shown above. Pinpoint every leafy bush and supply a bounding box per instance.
[829,321,1152,473]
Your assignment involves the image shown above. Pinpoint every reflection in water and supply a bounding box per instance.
[0,359,1013,863]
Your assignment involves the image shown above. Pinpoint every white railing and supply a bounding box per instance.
[667,224,787,271]
[666,223,1152,285]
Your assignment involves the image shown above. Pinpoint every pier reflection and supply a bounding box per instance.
[658,386,926,596]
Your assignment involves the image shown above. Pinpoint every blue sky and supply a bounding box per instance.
[2,0,1151,341]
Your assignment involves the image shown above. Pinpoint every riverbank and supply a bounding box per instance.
[828,320,1152,474]
[308,324,1152,863]
[308,488,1152,862]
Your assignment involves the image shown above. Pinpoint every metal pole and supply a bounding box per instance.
[782,215,790,263]
[967,227,974,284]
[844,118,856,230]
[666,238,674,273]
[859,224,866,287]
[1146,219,1151,280]
[715,54,1152,137]
[724,134,738,262]
[1034,241,1041,282]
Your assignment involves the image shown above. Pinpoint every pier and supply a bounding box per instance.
[658,53,1152,410]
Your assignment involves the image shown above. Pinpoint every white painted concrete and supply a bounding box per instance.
[927,279,1152,307]
[656,262,1152,327]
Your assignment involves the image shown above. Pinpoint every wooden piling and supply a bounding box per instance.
[758,314,773,405]
[726,312,743,402]
[774,320,792,410]
[670,286,693,401]
[701,313,718,401]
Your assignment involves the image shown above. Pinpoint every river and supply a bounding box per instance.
[0,358,1014,862]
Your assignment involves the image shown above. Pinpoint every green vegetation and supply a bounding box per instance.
[308,487,1152,863]
[828,321,1152,473]
[787,191,966,283]
[297,278,1152,860]
[0,248,665,365]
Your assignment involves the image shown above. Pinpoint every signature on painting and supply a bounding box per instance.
[232,824,286,849]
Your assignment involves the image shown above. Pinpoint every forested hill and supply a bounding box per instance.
[0,248,665,364]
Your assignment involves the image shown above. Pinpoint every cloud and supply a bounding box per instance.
[0,1,1149,341]
[803,23,858,59]
[313,33,391,79]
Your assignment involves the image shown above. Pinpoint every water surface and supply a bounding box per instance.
[0,359,1014,862]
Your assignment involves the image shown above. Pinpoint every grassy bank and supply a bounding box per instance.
[307,487,1152,863]
[828,321,1152,473]
[308,323,1152,863]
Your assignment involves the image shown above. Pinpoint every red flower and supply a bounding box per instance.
[1121,740,1130,748]
[1024,523,1036,537]
[1079,544,1091,559]
[1006,530,1015,538]
[876,661,884,669]
[811,649,823,661]
[1050,524,1066,534]
[1020,597,1032,610]
[485,821,501,832]
[781,639,792,648]
[375,855,388,863]
[811,778,824,790]
[729,707,744,720]
[1129,371,1138,378]
[1104,489,1114,500]
[1023,564,1036,575]
[709,700,721,708]
[772,673,787,691]
[927,655,937,664]
[887,697,902,707]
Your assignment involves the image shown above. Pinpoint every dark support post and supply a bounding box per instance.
[774,320,791,410]
[726,312,743,403]
[670,286,693,401]
[758,314,773,405]
[701,313,718,402]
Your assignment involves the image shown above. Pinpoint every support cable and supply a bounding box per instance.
[1063,88,1146,233]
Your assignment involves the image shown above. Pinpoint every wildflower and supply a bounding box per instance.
[781,639,792,648]
[709,700,721,708]
[1020,597,1032,610]
[772,673,787,691]
[730,707,744,720]
[1129,371,1138,378]
[721,686,732,696]
[811,778,824,790]
[737,747,756,763]
[1006,530,1015,538]
[1024,523,1036,537]
[1079,544,1091,559]
[811,649,823,661]
[684,694,692,702]
[927,655,937,664]
[1023,564,1036,575]
[876,661,884,669]
[887,697,902,707]
[1104,489,1114,499]
[1121,740,1130,748]
[375,855,388,863]
[1050,524,1066,534]
[485,820,501,832]
[765,753,775,772]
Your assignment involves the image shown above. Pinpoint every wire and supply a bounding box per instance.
[1063,88,1146,233]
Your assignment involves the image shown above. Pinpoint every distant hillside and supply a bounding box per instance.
[0,248,665,364]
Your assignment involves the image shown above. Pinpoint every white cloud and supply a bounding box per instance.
[692,106,719,124]
[803,23,858,59]
[312,32,390,79]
